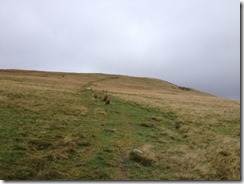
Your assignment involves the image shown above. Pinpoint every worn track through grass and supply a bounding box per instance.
[118,121,134,179]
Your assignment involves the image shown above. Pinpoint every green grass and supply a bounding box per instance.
[0,86,183,180]
[0,70,240,180]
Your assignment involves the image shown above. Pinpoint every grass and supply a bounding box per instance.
[0,69,240,180]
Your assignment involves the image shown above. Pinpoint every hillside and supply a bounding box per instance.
[0,69,240,180]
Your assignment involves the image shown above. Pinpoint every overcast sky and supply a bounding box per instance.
[0,0,240,100]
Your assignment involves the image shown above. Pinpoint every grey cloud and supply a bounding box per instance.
[0,0,240,99]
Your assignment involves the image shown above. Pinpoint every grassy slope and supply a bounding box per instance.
[0,69,240,180]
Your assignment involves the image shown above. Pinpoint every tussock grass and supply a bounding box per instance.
[129,151,154,167]
[139,122,155,128]
[129,144,157,167]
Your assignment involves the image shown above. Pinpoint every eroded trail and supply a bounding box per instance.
[117,122,133,180]
[83,76,119,89]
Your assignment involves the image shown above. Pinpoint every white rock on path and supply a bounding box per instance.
[133,149,143,154]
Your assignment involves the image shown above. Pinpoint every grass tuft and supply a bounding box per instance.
[129,151,154,166]
[140,122,155,128]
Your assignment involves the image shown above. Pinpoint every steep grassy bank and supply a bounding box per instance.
[0,70,240,180]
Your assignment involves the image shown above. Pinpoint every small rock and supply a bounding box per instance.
[105,98,110,105]
[133,149,143,154]
[103,95,108,102]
